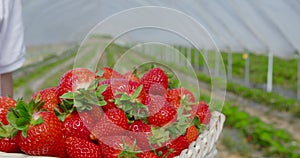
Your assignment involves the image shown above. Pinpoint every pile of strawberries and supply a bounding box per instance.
[0,67,212,158]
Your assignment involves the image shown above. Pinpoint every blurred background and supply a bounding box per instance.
[17,0,300,157]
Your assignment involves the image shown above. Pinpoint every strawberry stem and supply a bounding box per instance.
[0,123,17,138]
[6,99,44,138]
[59,83,108,113]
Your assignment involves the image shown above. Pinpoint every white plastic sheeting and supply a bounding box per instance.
[22,0,300,58]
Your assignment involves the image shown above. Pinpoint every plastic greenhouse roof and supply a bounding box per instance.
[22,0,300,58]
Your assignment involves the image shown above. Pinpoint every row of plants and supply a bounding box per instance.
[14,46,79,89]
[187,48,297,91]
[158,52,300,118]
[200,94,300,158]
[40,46,114,91]
[15,43,127,100]
[196,72,300,118]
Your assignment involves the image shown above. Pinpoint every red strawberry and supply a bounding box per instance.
[58,82,107,130]
[78,106,104,128]
[148,105,177,127]
[99,67,125,79]
[0,124,20,153]
[160,136,189,157]
[147,95,177,127]
[32,87,60,112]
[99,79,147,111]
[0,137,19,153]
[137,151,159,158]
[99,136,139,158]
[7,100,66,157]
[124,71,140,82]
[104,107,129,130]
[98,80,117,111]
[106,79,147,104]
[191,101,211,125]
[90,108,129,140]
[65,137,101,158]
[140,68,168,95]
[56,68,96,102]
[166,88,195,109]
[185,125,198,143]
[0,97,16,125]
[62,112,93,141]
[128,120,151,151]
[145,95,166,112]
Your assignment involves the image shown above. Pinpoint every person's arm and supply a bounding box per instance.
[0,72,13,97]
[0,0,26,97]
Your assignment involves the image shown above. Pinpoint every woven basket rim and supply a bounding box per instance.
[176,111,226,158]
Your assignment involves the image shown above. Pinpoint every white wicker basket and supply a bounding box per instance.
[0,111,225,158]
[176,111,226,158]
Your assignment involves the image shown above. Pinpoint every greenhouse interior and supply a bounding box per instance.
[0,0,300,157]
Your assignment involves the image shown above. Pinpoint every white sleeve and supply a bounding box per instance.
[0,0,25,74]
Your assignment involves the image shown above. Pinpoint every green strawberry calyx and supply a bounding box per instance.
[166,72,180,89]
[191,116,207,133]
[60,82,108,111]
[165,107,191,139]
[148,126,170,147]
[0,123,18,138]
[118,139,140,158]
[114,85,148,121]
[6,99,44,138]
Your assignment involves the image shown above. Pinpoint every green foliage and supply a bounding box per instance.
[200,94,300,157]
[14,46,78,89]
[224,104,300,157]
[7,99,44,138]
[221,52,297,90]
[197,71,300,118]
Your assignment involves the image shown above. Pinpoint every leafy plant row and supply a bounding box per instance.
[196,72,300,118]
[200,95,300,158]
[187,48,297,91]
[224,104,300,157]
[14,46,79,89]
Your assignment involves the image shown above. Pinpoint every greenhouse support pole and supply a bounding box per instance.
[178,46,181,65]
[228,51,232,80]
[298,54,300,100]
[194,49,199,70]
[178,46,182,65]
[187,47,192,63]
[215,50,220,76]
[186,47,190,66]
[182,47,186,66]
[245,52,250,86]
[203,51,208,74]
[183,47,186,65]
[267,52,273,92]
[173,45,177,63]
[184,47,188,66]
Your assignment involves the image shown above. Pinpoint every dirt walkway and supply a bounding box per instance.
[222,85,300,140]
